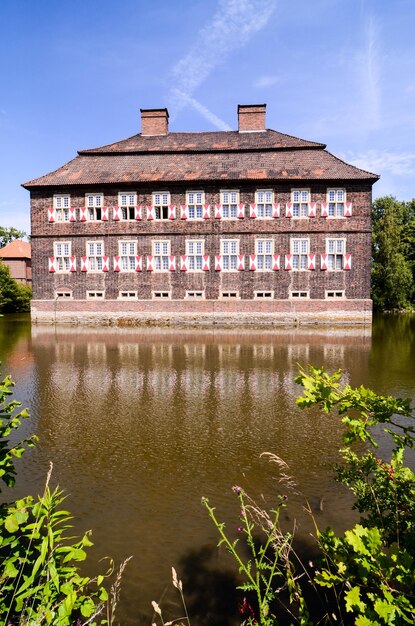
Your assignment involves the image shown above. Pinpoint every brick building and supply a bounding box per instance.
[23,104,378,326]
[0,240,32,284]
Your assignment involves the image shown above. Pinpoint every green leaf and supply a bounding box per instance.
[345,586,366,613]
[5,513,19,532]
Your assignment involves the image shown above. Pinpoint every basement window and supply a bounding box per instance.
[152,291,171,299]
[185,290,205,299]
[220,291,240,299]
[55,291,72,299]
[254,291,273,299]
[86,291,105,300]
[289,291,309,299]
[325,290,345,299]
[118,291,138,300]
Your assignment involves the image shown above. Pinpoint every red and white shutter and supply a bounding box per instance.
[135,256,142,272]
[202,255,210,270]
[344,202,353,217]
[215,255,223,270]
[180,205,188,219]
[203,204,210,219]
[308,202,317,218]
[69,207,76,222]
[102,256,109,272]
[81,257,88,272]
[237,203,245,219]
[320,254,328,270]
[272,203,280,218]
[249,203,257,218]
[285,254,293,270]
[168,256,176,271]
[113,206,121,221]
[180,255,188,271]
[113,256,121,272]
[344,253,352,270]
[249,254,257,270]
[80,207,88,221]
[147,206,155,220]
[307,253,316,270]
[214,204,222,219]
[69,257,77,272]
[285,203,293,218]
[272,254,280,270]
[146,255,154,271]
[321,202,328,218]
[102,207,109,221]
[135,206,142,220]
[237,255,245,270]
[48,208,55,223]
[48,257,57,272]
[168,205,176,220]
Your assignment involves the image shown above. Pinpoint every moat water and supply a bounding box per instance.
[1,314,415,625]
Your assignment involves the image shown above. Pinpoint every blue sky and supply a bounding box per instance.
[1,0,414,234]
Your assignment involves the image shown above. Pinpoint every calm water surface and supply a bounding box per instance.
[1,314,415,625]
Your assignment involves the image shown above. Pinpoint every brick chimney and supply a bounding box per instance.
[140,108,169,136]
[238,104,266,132]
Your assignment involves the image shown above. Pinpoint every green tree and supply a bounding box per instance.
[0,226,27,249]
[0,261,32,312]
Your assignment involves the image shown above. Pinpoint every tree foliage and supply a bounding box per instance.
[0,226,27,249]
[0,261,32,313]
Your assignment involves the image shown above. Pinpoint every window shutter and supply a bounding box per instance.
[285,254,293,270]
[102,207,109,221]
[272,254,280,270]
[249,203,257,218]
[203,204,210,219]
[147,206,155,220]
[80,207,87,221]
[214,204,222,219]
[146,255,154,271]
[307,253,316,270]
[48,257,56,272]
[168,205,176,220]
[113,206,121,221]
[237,203,245,219]
[113,256,121,272]
[272,203,280,218]
[321,202,328,218]
[202,255,210,270]
[48,208,55,223]
[180,205,188,219]
[69,257,77,272]
[320,254,328,270]
[81,257,88,272]
[308,202,317,218]
[135,206,142,220]
[285,203,293,218]
[168,256,176,271]
[69,207,76,222]
[344,202,353,217]
[215,255,222,270]
[135,256,142,272]
[102,256,109,272]
[180,255,188,271]
[344,253,352,270]
[237,255,245,270]
[249,254,257,270]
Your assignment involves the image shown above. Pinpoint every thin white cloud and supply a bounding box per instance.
[167,0,277,128]
[253,75,279,88]
[346,150,415,177]
[171,91,232,131]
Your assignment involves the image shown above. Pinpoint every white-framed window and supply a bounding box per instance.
[86,291,105,300]
[187,191,204,219]
[119,240,137,272]
[256,190,273,218]
[54,195,71,222]
[152,240,170,271]
[87,241,104,271]
[54,241,71,272]
[254,291,274,299]
[86,194,103,221]
[185,290,205,299]
[220,291,240,299]
[325,290,345,299]
[119,192,137,220]
[327,189,345,217]
[221,190,239,219]
[291,238,309,270]
[289,291,309,298]
[221,239,239,271]
[152,291,171,299]
[326,238,345,270]
[186,240,204,271]
[255,239,274,270]
[118,291,138,300]
[153,192,170,220]
[55,290,72,299]
[292,189,309,218]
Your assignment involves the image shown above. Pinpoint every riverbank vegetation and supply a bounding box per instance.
[0,262,31,313]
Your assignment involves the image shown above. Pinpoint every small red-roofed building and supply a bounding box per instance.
[22,104,379,326]
[0,240,32,284]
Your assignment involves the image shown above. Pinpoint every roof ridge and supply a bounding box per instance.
[323,149,380,179]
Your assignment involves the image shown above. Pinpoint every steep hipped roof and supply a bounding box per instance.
[0,240,31,259]
[22,128,379,188]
